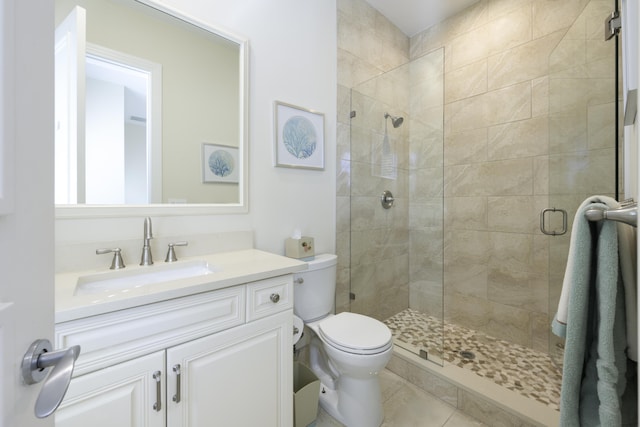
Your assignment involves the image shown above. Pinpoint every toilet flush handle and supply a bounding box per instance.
[294,277,304,284]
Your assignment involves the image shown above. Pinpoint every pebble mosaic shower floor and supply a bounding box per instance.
[384,308,562,411]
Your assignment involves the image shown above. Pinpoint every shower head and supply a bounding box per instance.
[384,112,404,128]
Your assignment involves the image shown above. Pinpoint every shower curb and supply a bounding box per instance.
[388,346,560,427]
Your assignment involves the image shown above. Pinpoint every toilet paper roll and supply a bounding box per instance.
[292,315,304,345]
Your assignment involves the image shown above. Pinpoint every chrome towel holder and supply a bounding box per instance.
[585,200,637,228]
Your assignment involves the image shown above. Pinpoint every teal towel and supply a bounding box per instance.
[557,200,628,427]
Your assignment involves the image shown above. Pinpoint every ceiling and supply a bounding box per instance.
[364,0,480,37]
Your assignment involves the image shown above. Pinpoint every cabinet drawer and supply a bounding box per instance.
[246,275,293,321]
[56,285,245,376]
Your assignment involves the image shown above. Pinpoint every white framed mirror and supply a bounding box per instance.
[54,0,249,218]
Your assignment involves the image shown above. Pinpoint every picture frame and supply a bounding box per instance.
[201,143,240,183]
[274,101,325,170]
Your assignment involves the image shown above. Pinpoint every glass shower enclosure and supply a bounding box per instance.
[346,0,620,372]
[348,48,446,365]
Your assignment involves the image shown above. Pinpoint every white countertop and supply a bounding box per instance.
[55,249,307,323]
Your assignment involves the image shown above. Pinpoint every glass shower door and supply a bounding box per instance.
[348,48,445,366]
[547,0,619,366]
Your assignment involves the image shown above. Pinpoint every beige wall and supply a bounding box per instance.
[338,0,614,353]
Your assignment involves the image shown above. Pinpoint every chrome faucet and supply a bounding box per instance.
[140,217,154,266]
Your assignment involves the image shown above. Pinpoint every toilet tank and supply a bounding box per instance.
[293,254,337,322]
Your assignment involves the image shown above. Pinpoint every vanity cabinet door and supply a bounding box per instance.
[166,310,293,427]
[55,351,165,427]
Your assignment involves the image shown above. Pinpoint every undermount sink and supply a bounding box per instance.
[74,260,217,296]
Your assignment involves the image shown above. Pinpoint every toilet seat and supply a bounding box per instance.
[317,312,392,355]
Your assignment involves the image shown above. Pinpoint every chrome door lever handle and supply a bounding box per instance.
[21,339,81,418]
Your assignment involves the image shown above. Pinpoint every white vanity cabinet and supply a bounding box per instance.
[54,275,294,427]
[55,350,166,427]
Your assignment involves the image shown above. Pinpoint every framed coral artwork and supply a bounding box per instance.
[274,101,325,170]
[202,143,239,183]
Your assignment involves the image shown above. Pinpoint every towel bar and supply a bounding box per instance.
[584,202,637,228]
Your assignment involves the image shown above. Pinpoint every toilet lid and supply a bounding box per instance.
[318,312,392,354]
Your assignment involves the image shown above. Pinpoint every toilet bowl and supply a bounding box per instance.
[293,254,393,427]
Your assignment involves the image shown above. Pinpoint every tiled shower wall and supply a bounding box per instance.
[336,0,411,315]
[337,0,613,353]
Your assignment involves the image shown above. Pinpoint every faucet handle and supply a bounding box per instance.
[165,241,188,263]
[96,248,126,270]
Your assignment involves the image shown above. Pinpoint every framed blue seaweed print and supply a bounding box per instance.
[202,143,240,183]
[274,101,325,170]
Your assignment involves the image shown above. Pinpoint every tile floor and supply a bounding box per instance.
[384,309,562,410]
[314,369,487,427]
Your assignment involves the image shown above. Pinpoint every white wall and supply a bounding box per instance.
[55,0,338,259]
[85,77,125,203]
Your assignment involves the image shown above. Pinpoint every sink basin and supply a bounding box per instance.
[74,260,217,296]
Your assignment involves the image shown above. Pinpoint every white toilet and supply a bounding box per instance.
[294,254,393,427]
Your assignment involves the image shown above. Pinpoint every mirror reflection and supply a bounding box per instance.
[55,0,246,207]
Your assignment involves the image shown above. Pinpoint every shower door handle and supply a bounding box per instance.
[540,208,567,236]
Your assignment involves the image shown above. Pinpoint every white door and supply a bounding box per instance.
[0,0,56,426]
[54,5,86,204]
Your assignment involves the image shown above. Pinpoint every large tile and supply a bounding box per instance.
[487,266,548,313]
[444,230,490,299]
[409,109,444,163]
[445,158,533,197]
[531,76,549,118]
[336,196,350,234]
[381,380,457,427]
[409,198,444,229]
[445,82,532,134]
[549,106,587,154]
[488,30,564,90]
[444,411,487,427]
[449,5,532,70]
[444,128,488,166]
[444,196,488,231]
[387,355,459,407]
[533,0,590,39]
[410,167,444,201]
[316,407,345,427]
[487,195,546,233]
[445,59,488,103]
[533,155,549,195]
[444,292,491,332]
[337,48,382,88]
[587,102,615,150]
[487,116,549,161]
[548,148,615,194]
[458,389,538,427]
[485,301,532,347]
[409,279,444,318]
[410,1,488,61]
[549,39,587,78]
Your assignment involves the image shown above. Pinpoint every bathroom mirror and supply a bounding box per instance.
[54,0,248,217]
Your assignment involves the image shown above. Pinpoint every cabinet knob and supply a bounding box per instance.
[270,293,280,303]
